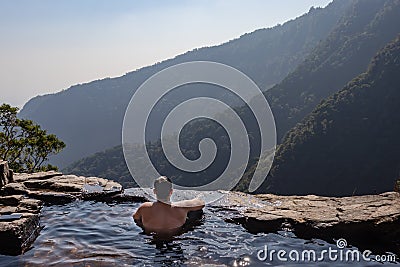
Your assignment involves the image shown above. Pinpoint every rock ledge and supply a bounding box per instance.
[222,191,400,256]
[0,161,125,255]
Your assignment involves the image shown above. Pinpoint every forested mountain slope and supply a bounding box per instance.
[19,0,350,168]
[265,0,400,141]
[266,35,400,196]
[65,0,400,193]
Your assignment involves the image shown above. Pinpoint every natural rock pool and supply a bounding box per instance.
[0,196,397,266]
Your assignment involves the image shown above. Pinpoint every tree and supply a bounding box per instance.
[0,103,65,172]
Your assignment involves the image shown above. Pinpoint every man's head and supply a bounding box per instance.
[153,176,173,201]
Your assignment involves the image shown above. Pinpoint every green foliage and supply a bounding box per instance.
[0,103,65,173]
[63,145,134,188]
[264,36,400,196]
[264,0,400,142]
[64,119,234,189]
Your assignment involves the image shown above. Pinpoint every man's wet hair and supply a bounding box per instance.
[154,176,172,200]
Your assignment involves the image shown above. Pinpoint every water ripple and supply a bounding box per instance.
[0,200,396,266]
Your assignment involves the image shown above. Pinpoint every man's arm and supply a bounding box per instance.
[133,202,153,228]
[173,198,205,212]
[133,203,148,228]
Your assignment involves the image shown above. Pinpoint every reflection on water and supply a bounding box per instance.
[0,200,397,266]
[149,239,185,266]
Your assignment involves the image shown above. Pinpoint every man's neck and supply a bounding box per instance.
[156,199,171,205]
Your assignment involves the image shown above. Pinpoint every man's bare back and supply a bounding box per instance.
[133,198,205,233]
[133,177,205,233]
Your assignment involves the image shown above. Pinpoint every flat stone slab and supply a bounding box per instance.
[28,191,77,205]
[8,172,123,204]
[2,183,29,195]
[224,191,400,226]
[221,191,400,256]
[13,171,62,182]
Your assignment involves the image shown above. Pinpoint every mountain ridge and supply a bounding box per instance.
[19,0,352,168]
[265,34,400,196]
[65,0,400,195]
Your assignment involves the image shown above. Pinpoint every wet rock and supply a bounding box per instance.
[81,179,124,200]
[0,213,41,255]
[0,195,42,255]
[222,191,400,256]
[27,191,77,205]
[0,170,125,256]
[101,188,150,203]
[234,192,400,229]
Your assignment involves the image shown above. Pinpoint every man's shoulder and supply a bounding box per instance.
[138,202,153,209]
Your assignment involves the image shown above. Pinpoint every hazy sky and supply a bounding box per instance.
[0,0,332,108]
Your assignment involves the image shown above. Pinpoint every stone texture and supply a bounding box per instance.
[1,170,399,257]
[0,170,124,255]
[19,174,123,195]
[13,171,62,182]
[7,172,124,204]
[0,195,42,255]
[22,175,86,192]
[2,183,30,195]
[0,161,13,188]
[27,191,77,205]
[108,188,151,203]
[221,191,400,256]
[224,192,400,228]
[81,178,124,200]
[10,172,124,204]
[0,214,41,255]
[0,195,25,206]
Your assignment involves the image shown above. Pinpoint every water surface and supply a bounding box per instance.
[0,199,397,266]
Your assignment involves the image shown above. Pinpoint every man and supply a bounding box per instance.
[133,176,205,233]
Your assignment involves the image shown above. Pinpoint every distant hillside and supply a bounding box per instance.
[19,0,351,168]
[265,35,400,196]
[266,0,400,141]
[64,119,237,188]
[65,0,400,194]
[64,145,135,188]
